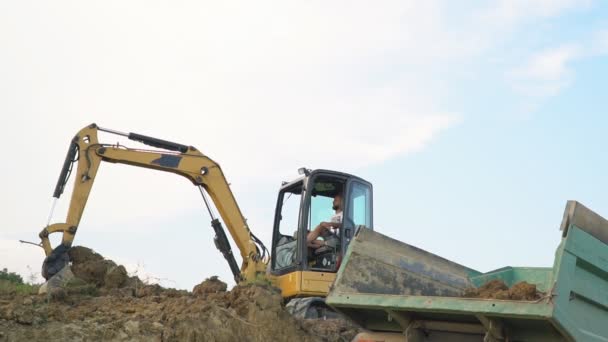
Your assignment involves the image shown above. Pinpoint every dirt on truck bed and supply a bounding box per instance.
[0,246,359,342]
[463,279,542,301]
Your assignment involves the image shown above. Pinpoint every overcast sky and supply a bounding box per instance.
[1,0,607,289]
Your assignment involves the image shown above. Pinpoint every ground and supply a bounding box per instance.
[0,247,359,342]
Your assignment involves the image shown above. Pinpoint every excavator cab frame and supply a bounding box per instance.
[269,169,373,298]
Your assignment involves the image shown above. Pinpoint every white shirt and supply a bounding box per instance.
[330,211,343,226]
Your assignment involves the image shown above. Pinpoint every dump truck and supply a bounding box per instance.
[327,201,608,341]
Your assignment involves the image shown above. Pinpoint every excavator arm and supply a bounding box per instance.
[39,123,268,283]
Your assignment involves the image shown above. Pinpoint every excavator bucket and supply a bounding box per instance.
[332,227,480,297]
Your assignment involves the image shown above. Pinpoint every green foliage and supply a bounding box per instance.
[0,268,24,284]
[0,268,39,295]
[0,279,39,295]
[244,272,273,288]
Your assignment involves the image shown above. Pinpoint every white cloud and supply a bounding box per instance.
[517,45,579,81]
[0,1,465,288]
[508,45,580,96]
[591,29,608,56]
[507,26,608,98]
[0,1,462,238]
[477,0,591,27]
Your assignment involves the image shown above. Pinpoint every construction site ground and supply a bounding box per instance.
[0,247,359,342]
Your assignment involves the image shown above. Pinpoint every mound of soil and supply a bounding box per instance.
[67,246,138,290]
[301,319,361,341]
[463,280,541,301]
[508,281,538,301]
[193,276,227,296]
[0,246,360,342]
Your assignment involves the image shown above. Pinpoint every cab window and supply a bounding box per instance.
[273,184,301,270]
[309,195,334,231]
[307,179,342,232]
[347,182,372,228]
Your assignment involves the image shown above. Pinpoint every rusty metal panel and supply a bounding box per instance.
[560,200,608,244]
[332,227,480,297]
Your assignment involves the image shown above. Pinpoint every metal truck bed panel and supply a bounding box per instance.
[330,226,480,297]
[338,304,564,342]
[551,223,608,341]
[327,201,608,341]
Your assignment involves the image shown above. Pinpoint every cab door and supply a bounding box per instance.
[342,179,373,252]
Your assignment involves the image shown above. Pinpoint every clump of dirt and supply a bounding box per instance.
[68,246,104,264]
[0,246,361,341]
[301,319,361,341]
[104,265,128,288]
[509,281,538,301]
[193,276,227,297]
[464,280,541,301]
[67,246,139,291]
[68,246,144,292]
[463,279,509,299]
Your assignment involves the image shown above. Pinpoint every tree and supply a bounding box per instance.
[0,268,24,284]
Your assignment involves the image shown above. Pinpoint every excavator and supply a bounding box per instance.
[39,123,374,313]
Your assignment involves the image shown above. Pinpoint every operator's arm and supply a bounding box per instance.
[306,221,341,243]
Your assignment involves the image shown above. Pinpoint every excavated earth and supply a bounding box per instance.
[0,246,359,342]
[463,279,541,301]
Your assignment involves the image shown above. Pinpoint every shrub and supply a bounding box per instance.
[0,268,24,284]
[0,268,39,295]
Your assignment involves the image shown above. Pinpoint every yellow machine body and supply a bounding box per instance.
[39,123,373,305]
[272,271,337,298]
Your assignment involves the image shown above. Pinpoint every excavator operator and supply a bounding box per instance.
[307,193,343,252]
[274,193,343,269]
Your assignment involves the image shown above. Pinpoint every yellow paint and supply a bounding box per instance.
[40,124,268,283]
[40,123,337,301]
[273,271,336,298]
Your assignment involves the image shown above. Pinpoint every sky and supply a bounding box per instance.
[1,0,607,289]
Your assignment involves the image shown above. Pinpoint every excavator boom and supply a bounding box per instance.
[40,123,268,282]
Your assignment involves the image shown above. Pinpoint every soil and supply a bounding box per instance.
[192,276,227,296]
[301,319,361,341]
[508,281,538,301]
[0,246,360,342]
[67,246,138,290]
[463,279,541,301]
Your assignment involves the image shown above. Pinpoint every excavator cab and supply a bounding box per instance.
[269,169,373,298]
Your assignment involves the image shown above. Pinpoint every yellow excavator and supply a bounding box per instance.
[39,123,374,311]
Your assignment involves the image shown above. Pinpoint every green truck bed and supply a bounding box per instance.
[326,201,608,341]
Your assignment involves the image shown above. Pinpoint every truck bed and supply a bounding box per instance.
[327,201,608,341]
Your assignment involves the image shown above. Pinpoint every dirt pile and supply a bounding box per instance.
[0,246,360,342]
[192,276,227,296]
[463,279,541,301]
[68,246,138,290]
[300,319,361,342]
